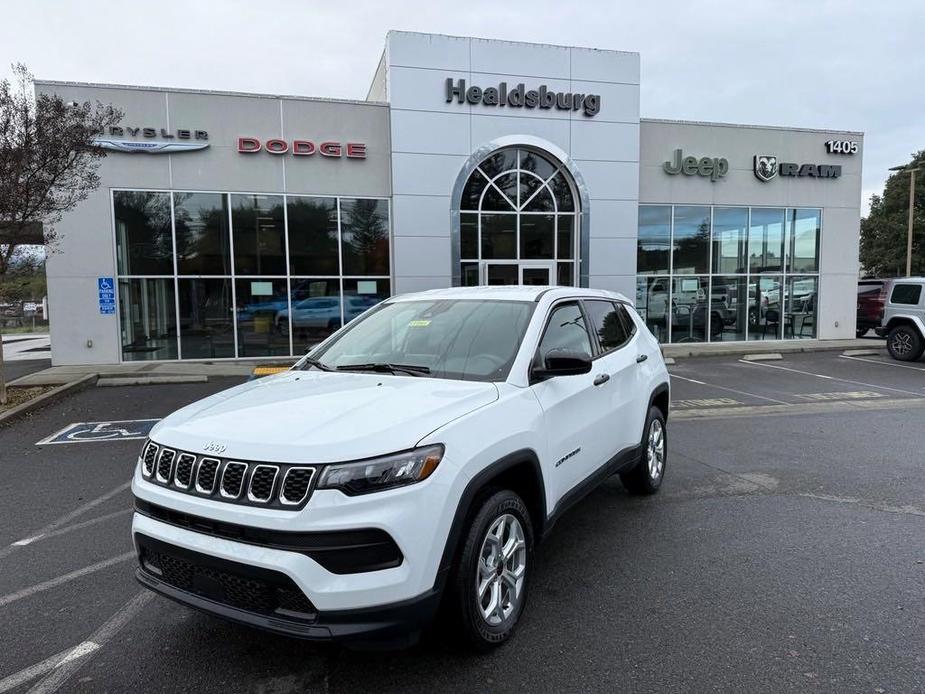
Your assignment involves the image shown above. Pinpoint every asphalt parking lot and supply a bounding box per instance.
[1,351,924,693]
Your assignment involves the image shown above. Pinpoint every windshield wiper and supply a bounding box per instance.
[299,357,334,372]
[335,362,431,376]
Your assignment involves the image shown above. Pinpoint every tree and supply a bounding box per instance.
[0,63,122,404]
[860,150,925,277]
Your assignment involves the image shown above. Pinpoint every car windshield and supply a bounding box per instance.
[306,299,535,381]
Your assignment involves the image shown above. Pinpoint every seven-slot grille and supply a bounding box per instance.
[138,440,316,509]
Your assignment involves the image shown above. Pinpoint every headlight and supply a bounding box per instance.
[316,445,444,495]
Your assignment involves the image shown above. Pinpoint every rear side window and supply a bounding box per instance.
[537,303,593,363]
[891,284,923,306]
[584,300,630,354]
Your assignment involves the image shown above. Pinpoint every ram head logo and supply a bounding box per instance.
[754,155,778,182]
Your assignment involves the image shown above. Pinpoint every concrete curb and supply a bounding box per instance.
[0,373,98,426]
[96,376,209,387]
[662,339,885,360]
[842,349,886,357]
[741,353,783,362]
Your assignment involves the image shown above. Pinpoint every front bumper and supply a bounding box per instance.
[134,533,441,643]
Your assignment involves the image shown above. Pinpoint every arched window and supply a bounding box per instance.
[457,147,580,287]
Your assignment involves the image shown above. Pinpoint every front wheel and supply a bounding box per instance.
[887,325,924,361]
[620,406,667,495]
[448,489,533,650]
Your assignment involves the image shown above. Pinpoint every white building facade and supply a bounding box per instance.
[38,31,863,365]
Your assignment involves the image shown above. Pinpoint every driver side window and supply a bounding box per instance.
[536,302,593,365]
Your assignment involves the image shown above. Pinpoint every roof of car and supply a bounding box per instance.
[386,285,630,304]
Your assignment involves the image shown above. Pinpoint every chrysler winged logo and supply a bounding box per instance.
[93,139,210,154]
[203,441,227,454]
[754,155,778,182]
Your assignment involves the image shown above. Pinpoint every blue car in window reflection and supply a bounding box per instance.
[274,296,378,336]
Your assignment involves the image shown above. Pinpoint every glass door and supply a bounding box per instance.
[520,263,555,286]
[481,262,555,285]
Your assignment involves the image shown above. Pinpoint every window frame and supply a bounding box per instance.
[531,299,595,373]
[890,283,923,306]
[580,299,634,357]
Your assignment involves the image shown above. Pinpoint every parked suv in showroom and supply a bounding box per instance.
[876,278,925,361]
[132,287,670,648]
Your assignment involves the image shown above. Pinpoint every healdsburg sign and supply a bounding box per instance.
[445,78,601,117]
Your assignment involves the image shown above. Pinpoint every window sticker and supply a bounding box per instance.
[250,281,273,296]
[409,320,431,327]
[356,280,378,295]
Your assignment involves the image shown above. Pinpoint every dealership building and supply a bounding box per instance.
[37,30,864,365]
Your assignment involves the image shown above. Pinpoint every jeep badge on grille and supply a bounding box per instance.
[203,441,227,454]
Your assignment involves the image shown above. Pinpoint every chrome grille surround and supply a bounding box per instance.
[173,453,196,489]
[155,449,176,484]
[279,467,317,506]
[220,462,249,499]
[247,465,279,503]
[141,441,159,478]
[194,458,220,495]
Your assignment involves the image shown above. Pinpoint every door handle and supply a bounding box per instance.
[636,354,648,364]
[593,373,610,386]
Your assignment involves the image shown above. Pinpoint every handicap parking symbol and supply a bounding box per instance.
[36,419,160,446]
[98,276,116,315]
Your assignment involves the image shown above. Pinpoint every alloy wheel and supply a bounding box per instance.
[476,513,526,626]
[647,419,665,480]
[892,332,913,356]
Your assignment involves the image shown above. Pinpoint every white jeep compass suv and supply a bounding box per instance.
[132,286,670,648]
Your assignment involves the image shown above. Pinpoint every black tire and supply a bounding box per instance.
[887,324,924,362]
[620,406,667,495]
[448,489,534,651]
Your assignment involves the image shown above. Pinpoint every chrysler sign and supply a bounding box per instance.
[446,78,601,117]
[94,125,209,154]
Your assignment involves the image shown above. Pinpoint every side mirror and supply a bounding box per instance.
[532,349,592,381]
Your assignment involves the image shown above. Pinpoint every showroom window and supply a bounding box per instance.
[636,205,821,343]
[457,147,580,287]
[113,190,391,362]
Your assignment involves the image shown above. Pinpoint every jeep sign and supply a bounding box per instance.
[663,149,729,182]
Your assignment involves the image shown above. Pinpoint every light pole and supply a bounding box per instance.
[888,163,925,277]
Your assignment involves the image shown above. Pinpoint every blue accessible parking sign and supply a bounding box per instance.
[98,276,116,315]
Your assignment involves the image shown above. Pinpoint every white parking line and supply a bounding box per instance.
[9,509,132,549]
[0,481,131,560]
[0,552,134,608]
[840,354,925,372]
[671,373,791,405]
[738,359,925,398]
[0,643,99,693]
[24,591,153,694]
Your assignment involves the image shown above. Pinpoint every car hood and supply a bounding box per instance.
[150,371,498,463]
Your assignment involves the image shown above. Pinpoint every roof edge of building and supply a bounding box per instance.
[641,117,863,137]
[33,79,390,108]
[386,29,640,57]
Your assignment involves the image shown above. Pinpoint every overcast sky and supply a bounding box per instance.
[2,1,921,215]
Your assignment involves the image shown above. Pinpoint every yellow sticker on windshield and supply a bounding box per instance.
[409,320,431,327]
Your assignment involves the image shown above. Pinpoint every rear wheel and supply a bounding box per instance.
[620,406,667,495]
[448,489,533,650]
[886,324,924,361]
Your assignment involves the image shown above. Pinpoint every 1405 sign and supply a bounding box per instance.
[824,140,859,155]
